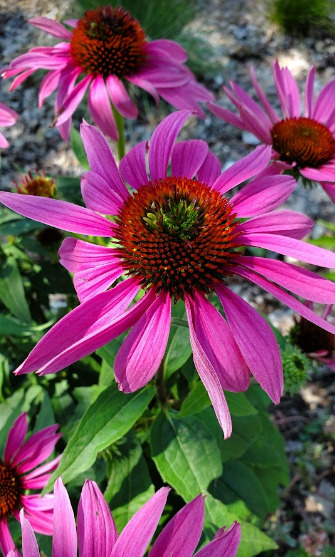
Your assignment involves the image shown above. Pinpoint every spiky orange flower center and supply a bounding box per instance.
[271,117,335,168]
[70,6,147,78]
[114,177,242,300]
[0,461,23,519]
[16,171,55,197]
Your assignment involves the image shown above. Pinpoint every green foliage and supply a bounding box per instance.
[282,345,309,395]
[268,0,335,37]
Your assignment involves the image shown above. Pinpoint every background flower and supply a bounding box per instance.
[0,103,18,148]
[2,9,213,141]
[8,477,241,557]
[208,61,335,200]
[1,111,335,438]
[0,413,61,556]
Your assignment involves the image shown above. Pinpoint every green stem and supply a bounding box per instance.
[112,105,125,161]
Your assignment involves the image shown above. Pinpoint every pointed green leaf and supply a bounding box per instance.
[0,257,31,322]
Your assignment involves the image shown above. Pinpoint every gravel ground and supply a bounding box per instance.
[0,1,335,554]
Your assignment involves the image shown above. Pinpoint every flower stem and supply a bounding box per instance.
[112,105,125,161]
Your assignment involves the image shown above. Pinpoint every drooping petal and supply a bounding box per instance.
[77,480,118,557]
[29,16,73,40]
[55,75,92,127]
[0,103,18,126]
[231,175,296,217]
[158,79,214,117]
[130,60,190,88]
[80,121,129,200]
[74,263,124,303]
[196,150,222,187]
[88,76,118,140]
[207,102,245,129]
[12,424,61,472]
[234,264,335,335]
[146,39,187,63]
[22,455,62,489]
[81,171,124,215]
[187,293,250,392]
[235,255,335,303]
[0,192,116,237]
[149,110,192,182]
[59,238,117,273]
[126,74,159,103]
[212,145,271,194]
[119,141,148,190]
[4,412,28,465]
[215,285,283,404]
[149,494,205,557]
[238,210,313,239]
[300,162,335,182]
[185,296,232,438]
[14,279,143,376]
[106,75,138,119]
[195,522,241,557]
[114,291,171,392]
[110,488,170,557]
[20,510,40,557]
[321,182,335,203]
[39,70,61,108]
[52,478,77,557]
[171,140,208,179]
[22,508,54,536]
[239,232,335,268]
[0,517,16,557]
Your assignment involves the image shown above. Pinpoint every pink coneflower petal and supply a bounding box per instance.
[171,140,208,178]
[29,16,73,40]
[185,296,232,438]
[300,162,335,182]
[158,80,213,117]
[0,518,16,557]
[106,75,138,119]
[22,456,62,489]
[149,494,205,557]
[20,510,40,557]
[215,284,283,404]
[231,175,296,217]
[59,238,117,272]
[196,150,222,187]
[74,262,124,303]
[322,182,335,202]
[13,425,61,472]
[55,66,80,141]
[126,74,159,103]
[250,65,279,124]
[229,81,273,130]
[235,255,335,303]
[130,60,190,88]
[0,133,9,148]
[114,291,171,392]
[238,104,272,143]
[240,232,335,267]
[208,102,245,129]
[52,479,77,557]
[234,265,335,334]
[146,39,187,63]
[80,121,129,200]
[273,61,299,118]
[0,192,117,237]
[312,80,335,124]
[0,103,18,125]
[55,75,92,127]
[304,67,315,117]
[14,279,142,376]
[212,145,271,194]
[149,110,192,182]
[238,210,313,239]
[39,69,61,107]
[110,488,170,557]
[81,170,124,215]
[4,413,28,464]
[78,480,118,557]
[88,76,118,140]
[9,51,69,70]
[195,522,241,557]
[119,141,148,190]
[187,292,250,392]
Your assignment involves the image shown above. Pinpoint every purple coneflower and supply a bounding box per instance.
[0,102,18,148]
[1,111,335,437]
[2,8,213,141]
[0,413,61,556]
[208,61,335,201]
[7,477,241,557]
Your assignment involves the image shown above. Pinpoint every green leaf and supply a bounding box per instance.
[0,314,34,335]
[46,383,155,489]
[308,236,335,249]
[209,461,269,522]
[105,432,154,531]
[164,302,192,379]
[34,390,56,432]
[204,495,277,557]
[0,390,25,455]
[225,392,257,416]
[178,380,210,417]
[71,127,89,169]
[151,411,222,502]
[221,414,262,462]
[0,216,45,236]
[0,257,31,322]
